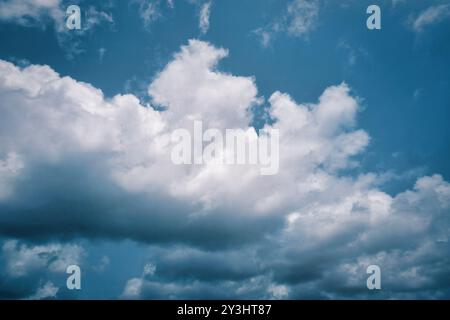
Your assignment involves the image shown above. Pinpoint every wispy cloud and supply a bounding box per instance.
[199,1,211,34]
[134,0,176,30]
[255,0,319,47]
[286,0,319,37]
[0,0,114,59]
[413,4,450,32]
[136,0,161,28]
[0,0,64,29]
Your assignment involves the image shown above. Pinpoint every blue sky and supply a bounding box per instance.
[0,0,449,299]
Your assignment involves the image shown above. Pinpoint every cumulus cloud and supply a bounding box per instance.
[0,39,449,298]
[255,0,319,47]
[117,173,450,299]
[0,240,84,299]
[413,4,450,32]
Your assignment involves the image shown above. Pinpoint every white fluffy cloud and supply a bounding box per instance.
[0,39,449,298]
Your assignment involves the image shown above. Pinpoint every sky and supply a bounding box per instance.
[0,0,449,299]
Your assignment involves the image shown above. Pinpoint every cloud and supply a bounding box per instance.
[56,5,115,59]
[0,0,114,59]
[2,240,84,277]
[337,39,369,67]
[0,0,114,32]
[286,0,319,37]
[83,6,114,31]
[0,39,449,298]
[28,281,59,300]
[117,173,450,299]
[0,0,63,27]
[0,240,84,299]
[98,47,107,62]
[255,0,319,47]
[391,0,405,8]
[199,1,211,34]
[0,42,274,248]
[413,4,450,32]
[148,39,258,129]
[134,0,176,29]
[135,0,161,27]
[122,277,143,298]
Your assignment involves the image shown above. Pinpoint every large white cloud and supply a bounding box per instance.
[0,39,449,298]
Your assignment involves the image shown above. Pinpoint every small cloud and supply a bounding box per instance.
[413,4,450,32]
[413,88,423,101]
[391,0,405,8]
[199,1,211,34]
[28,281,59,300]
[139,0,161,27]
[98,47,106,62]
[56,6,114,60]
[122,278,143,299]
[0,1,114,60]
[254,0,319,47]
[143,263,157,276]
[254,29,271,48]
[267,284,289,299]
[134,0,175,29]
[84,6,114,31]
[337,39,369,67]
[7,57,30,68]
[0,0,64,28]
[2,240,84,277]
[92,255,110,272]
[286,0,319,37]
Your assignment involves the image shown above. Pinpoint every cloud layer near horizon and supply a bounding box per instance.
[0,39,449,299]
